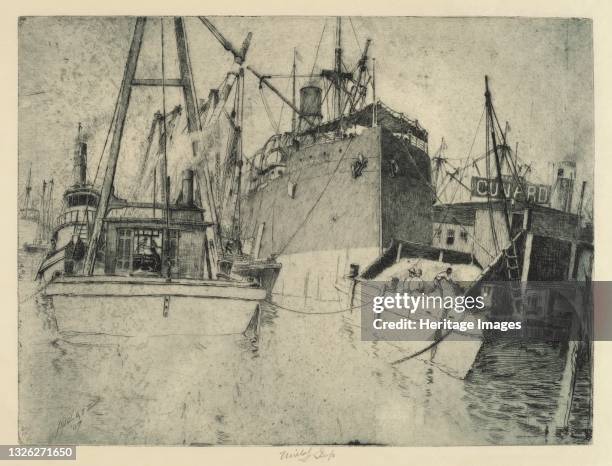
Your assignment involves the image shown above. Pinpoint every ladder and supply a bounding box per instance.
[503,236,523,317]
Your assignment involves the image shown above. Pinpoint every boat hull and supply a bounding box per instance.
[44,276,266,339]
[335,277,483,379]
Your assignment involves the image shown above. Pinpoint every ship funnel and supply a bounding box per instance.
[299,85,323,130]
[181,169,194,207]
[550,161,576,212]
[72,125,87,186]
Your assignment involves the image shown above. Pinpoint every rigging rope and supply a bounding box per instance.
[348,17,363,54]
[404,145,496,265]
[310,20,327,78]
[160,17,172,278]
[266,298,358,315]
[259,87,280,134]
[92,82,121,188]
[401,106,496,270]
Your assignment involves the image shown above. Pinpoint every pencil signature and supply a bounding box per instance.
[280,447,336,462]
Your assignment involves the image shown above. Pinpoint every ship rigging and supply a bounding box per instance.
[40,17,269,340]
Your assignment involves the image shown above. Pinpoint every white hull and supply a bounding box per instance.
[36,249,66,281]
[335,278,483,379]
[271,247,381,300]
[44,276,266,339]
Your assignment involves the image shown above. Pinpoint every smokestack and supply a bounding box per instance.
[550,161,576,212]
[72,123,87,186]
[299,85,323,131]
[181,169,194,206]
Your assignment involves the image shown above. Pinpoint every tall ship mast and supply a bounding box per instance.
[19,164,40,222]
[18,164,41,250]
[239,17,433,300]
[20,163,56,253]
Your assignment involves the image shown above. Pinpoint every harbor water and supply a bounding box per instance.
[18,250,592,446]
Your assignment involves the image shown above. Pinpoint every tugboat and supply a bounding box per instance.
[41,17,266,340]
[36,125,100,279]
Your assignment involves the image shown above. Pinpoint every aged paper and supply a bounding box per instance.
[3,0,612,465]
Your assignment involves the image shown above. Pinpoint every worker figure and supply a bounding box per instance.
[224,237,243,256]
[408,268,425,294]
[47,237,57,259]
[433,267,454,294]
[73,235,86,273]
[383,276,400,295]
[150,245,161,273]
[402,267,416,293]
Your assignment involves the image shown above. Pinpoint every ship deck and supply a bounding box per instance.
[45,274,267,301]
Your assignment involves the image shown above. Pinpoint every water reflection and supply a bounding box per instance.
[18,251,591,445]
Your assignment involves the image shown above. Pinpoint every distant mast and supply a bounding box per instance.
[292,48,297,134]
[24,164,33,213]
[334,17,343,121]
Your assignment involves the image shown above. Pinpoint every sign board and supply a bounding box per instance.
[470,176,551,205]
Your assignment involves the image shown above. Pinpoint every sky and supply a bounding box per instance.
[18,16,594,215]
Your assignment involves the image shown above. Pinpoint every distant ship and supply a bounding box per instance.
[22,178,54,254]
[19,164,41,250]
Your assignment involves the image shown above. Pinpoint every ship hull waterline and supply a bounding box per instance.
[44,276,266,340]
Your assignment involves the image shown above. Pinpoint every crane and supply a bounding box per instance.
[198,17,252,65]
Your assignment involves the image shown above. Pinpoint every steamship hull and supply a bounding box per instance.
[241,118,433,302]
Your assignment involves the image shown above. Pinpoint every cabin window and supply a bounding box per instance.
[67,193,98,207]
[460,230,468,242]
[132,229,162,274]
[528,294,541,307]
[446,229,455,246]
